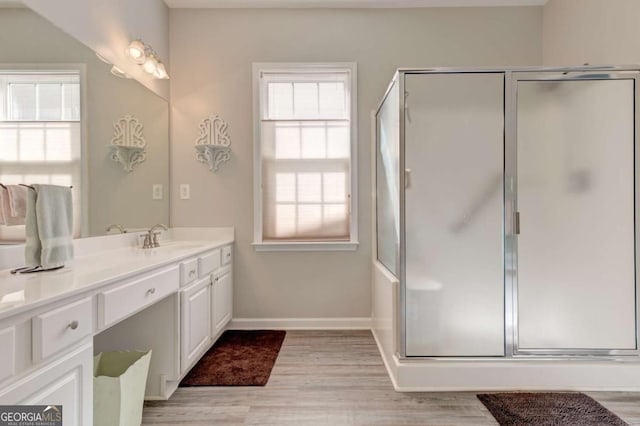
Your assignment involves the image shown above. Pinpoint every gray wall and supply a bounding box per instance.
[169,7,543,320]
[0,8,170,237]
[543,0,640,65]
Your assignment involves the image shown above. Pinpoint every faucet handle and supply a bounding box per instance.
[142,233,152,249]
[152,232,161,247]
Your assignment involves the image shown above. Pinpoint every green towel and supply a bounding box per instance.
[33,185,74,269]
[24,188,41,267]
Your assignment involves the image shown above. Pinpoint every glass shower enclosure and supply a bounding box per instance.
[376,67,640,358]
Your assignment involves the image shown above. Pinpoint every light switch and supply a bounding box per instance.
[152,184,163,200]
[180,184,190,200]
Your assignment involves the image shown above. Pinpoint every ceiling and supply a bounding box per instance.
[164,0,548,8]
[0,0,548,9]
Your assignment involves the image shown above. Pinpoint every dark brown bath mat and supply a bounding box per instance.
[477,392,627,426]
[180,330,286,386]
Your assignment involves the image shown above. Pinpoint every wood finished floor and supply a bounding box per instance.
[142,330,640,425]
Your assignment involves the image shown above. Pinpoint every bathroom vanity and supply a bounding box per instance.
[0,227,234,425]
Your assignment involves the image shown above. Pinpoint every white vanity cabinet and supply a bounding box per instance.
[0,233,234,421]
[180,276,212,373]
[179,245,234,373]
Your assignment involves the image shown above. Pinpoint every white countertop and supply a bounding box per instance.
[0,229,234,321]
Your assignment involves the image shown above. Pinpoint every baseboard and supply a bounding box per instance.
[391,354,640,392]
[229,317,372,330]
[371,328,400,391]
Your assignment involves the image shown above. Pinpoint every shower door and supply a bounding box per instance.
[512,72,639,354]
[404,73,505,356]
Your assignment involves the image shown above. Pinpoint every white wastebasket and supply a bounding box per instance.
[94,350,152,426]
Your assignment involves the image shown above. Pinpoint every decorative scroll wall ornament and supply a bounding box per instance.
[195,114,232,172]
[109,115,147,173]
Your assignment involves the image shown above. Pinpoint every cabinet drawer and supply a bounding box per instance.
[221,245,232,266]
[180,258,198,287]
[98,266,179,329]
[198,249,220,278]
[33,297,93,362]
[0,327,15,382]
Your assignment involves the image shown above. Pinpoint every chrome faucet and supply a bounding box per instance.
[106,224,127,234]
[142,224,169,249]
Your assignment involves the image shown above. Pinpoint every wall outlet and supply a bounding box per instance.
[180,184,190,200]
[152,184,163,200]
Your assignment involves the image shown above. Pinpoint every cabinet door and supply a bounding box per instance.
[212,268,233,337]
[0,342,93,426]
[180,277,212,373]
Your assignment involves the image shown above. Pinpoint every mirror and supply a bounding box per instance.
[0,6,169,243]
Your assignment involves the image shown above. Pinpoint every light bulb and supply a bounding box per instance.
[126,40,146,64]
[142,54,158,74]
[153,62,169,79]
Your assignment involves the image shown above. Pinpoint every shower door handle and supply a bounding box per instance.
[514,211,521,235]
[405,169,412,189]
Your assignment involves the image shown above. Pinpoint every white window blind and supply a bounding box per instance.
[4,74,80,121]
[258,67,354,243]
[0,71,81,241]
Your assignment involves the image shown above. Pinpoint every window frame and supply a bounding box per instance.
[252,62,358,252]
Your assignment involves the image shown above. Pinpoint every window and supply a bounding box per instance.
[253,63,358,251]
[0,70,82,242]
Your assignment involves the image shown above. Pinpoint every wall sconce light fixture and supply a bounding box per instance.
[109,115,147,173]
[126,40,146,64]
[96,52,131,79]
[125,39,169,80]
[110,65,130,79]
[195,114,232,172]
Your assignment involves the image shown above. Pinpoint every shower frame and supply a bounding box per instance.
[375,65,640,360]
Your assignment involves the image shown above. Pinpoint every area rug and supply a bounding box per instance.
[477,392,627,426]
[180,330,286,386]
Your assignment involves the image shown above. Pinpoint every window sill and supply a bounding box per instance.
[252,241,359,252]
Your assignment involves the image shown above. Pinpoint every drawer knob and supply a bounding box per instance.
[189,270,196,277]
[68,320,79,330]
[147,288,156,295]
